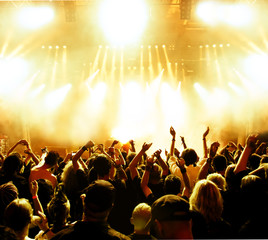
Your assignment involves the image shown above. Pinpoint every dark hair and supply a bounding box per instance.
[84,180,115,213]
[45,151,59,167]
[47,184,70,229]
[164,174,182,195]
[213,155,227,172]
[2,153,23,175]
[4,198,32,232]
[248,153,261,170]
[181,148,198,166]
[92,154,112,177]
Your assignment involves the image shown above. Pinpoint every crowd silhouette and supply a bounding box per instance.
[0,126,268,239]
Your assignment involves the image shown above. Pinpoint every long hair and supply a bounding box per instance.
[189,179,223,223]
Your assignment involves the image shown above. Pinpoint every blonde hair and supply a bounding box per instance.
[207,173,226,191]
[189,179,223,222]
[131,203,151,231]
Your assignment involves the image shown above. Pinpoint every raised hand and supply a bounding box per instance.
[203,126,210,139]
[154,149,162,159]
[142,142,153,152]
[209,141,220,159]
[170,126,176,138]
[246,134,258,149]
[30,180,38,197]
[84,140,95,149]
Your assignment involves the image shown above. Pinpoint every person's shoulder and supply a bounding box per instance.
[51,223,75,240]
[108,226,131,240]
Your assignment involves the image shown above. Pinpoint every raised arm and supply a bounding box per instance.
[197,141,219,180]
[140,155,154,198]
[30,180,44,215]
[129,142,152,180]
[234,134,258,174]
[129,139,136,153]
[170,126,176,156]
[154,149,169,176]
[177,157,191,198]
[180,136,187,149]
[202,126,209,158]
[72,140,94,172]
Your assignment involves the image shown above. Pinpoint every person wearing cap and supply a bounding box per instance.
[51,179,130,240]
[149,194,193,239]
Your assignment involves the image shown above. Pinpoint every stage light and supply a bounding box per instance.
[63,45,67,49]
[44,84,72,111]
[56,46,59,49]
[98,0,149,45]
[41,45,45,49]
[213,44,216,48]
[49,46,52,49]
[196,1,219,25]
[219,44,223,47]
[224,4,253,27]
[17,6,54,29]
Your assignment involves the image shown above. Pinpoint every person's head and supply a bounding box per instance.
[150,194,193,239]
[181,148,198,167]
[92,154,112,178]
[164,174,182,195]
[2,153,23,175]
[207,173,226,191]
[189,179,223,223]
[212,155,227,173]
[4,198,33,235]
[47,183,70,229]
[126,152,136,166]
[130,203,151,233]
[0,182,18,224]
[225,164,242,191]
[45,151,59,167]
[149,163,162,184]
[248,153,261,171]
[81,180,115,221]
[240,175,266,214]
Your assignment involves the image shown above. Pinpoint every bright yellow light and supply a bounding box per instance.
[90,82,107,107]
[197,2,253,27]
[224,4,253,27]
[244,54,268,88]
[44,84,72,110]
[0,57,28,94]
[98,0,148,45]
[196,1,219,25]
[30,84,45,99]
[17,6,54,29]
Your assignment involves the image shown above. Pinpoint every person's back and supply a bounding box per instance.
[51,180,130,240]
[29,151,59,189]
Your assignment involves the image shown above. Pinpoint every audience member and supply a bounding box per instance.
[51,180,130,240]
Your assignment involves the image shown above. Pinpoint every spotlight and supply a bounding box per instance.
[63,45,67,49]
[17,6,54,29]
[49,46,52,49]
[56,46,59,49]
